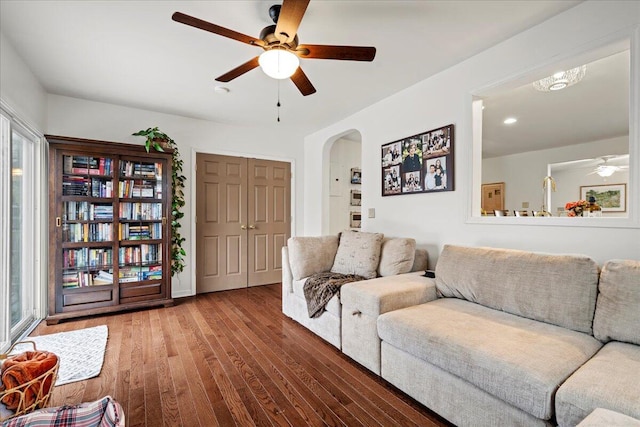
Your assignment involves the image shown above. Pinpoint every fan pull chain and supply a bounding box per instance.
[277,80,281,122]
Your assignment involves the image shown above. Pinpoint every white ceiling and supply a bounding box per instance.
[1,0,582,139]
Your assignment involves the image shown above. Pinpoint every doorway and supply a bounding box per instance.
[328,133,362,235]
[196,153,291,293]
[481,182,505,214]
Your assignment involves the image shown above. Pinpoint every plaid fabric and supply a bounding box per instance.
[3,396,123,427]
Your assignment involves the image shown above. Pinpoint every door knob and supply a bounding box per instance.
[240,225,247,230]
[248,225,256,229]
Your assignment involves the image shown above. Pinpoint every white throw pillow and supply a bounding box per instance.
[377,238,416,277]
[330,230,384,279]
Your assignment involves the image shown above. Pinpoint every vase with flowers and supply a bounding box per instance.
[565,200,589,217]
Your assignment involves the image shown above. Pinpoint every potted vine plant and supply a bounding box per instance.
[132,127,186,276]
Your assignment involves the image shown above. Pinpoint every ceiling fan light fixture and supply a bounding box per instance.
[533,65,587,92]
[596,165,616,177]
[259,49,299,79]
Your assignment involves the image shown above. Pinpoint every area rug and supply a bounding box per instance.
[10,325,108,386]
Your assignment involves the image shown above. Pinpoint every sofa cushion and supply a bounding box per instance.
[576,408,640,427]
[411,248,429,272]
[435,245,599,334]
[377,298,602,419]
[331,230,384,279]
[556,342,640,427]
[377,238,416,277]
[292,278,340,316]
[593,259,640,345]
[287,236,339,281]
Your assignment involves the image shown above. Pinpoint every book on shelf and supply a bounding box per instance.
[119,202,162,220]
[140,185,154,198]
[91,178,113,198]
[62,269,113,288]
[62,272,79,288]
[65,201,89,220]
[72,155,90,174]
[63,156,73,174]
[92,270,114,285]
[119,265,162,282]
[65,156,113,176]
[62,176,89,196]
[121,161,159,178]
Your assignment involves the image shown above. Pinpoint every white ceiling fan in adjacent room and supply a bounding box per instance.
[588,155,629,177]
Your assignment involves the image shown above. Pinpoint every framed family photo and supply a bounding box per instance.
[351,168,362,184]
[580,183,626,212]
[381,124,454,196]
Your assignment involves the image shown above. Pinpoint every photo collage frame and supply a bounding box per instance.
[381,124,454,196]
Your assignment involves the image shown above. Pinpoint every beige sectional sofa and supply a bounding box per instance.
[283,239,640,426]
[378,245,640,427]
[281,231,428,348]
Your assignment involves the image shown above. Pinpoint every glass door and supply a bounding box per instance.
[118,159,165,302]
[0,108,42,351]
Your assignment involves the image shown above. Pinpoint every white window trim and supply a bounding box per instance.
[0,99,46,352]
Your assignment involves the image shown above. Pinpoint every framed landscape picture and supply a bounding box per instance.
[381,124,454,196]
[580,183,626,212]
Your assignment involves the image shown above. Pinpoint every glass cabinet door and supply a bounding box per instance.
[118,159,164,284]
[60,155,115,291]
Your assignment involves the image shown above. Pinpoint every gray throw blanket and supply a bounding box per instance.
[303,272,365,318]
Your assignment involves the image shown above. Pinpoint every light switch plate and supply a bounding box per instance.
[368,208,375,218]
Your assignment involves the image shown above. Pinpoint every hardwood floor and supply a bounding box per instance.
[32,284,453,427]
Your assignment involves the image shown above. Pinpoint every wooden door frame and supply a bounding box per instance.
[188,147,296,296]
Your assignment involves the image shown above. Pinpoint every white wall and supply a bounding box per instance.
[0,32,47,130]
[304,1,640,267]
[482,136,629,214]
[329,137,362,234]
[46,94,307,297]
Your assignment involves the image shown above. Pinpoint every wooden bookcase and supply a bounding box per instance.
[46,135,174,324]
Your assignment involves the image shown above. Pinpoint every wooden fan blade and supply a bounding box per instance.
[290,67,316,96]
[215,57,260,82]
[275,0,310,44]
[172,12,263,47]
[296,44,376,61]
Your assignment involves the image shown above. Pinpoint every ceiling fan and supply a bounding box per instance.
[172,0,376,96]
[588,155,629,177]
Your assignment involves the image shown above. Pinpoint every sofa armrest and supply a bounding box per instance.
[282,246,293,294]
[341,271,437,317]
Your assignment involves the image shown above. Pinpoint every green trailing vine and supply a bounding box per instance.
[133,127,186,276]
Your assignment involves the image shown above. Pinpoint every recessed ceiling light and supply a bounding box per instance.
[503,117,517,125]
[214,86,230,94]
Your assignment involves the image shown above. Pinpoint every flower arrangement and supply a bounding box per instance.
[565,200,589,217]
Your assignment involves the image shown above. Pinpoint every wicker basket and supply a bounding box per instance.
[0,341,59,422]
